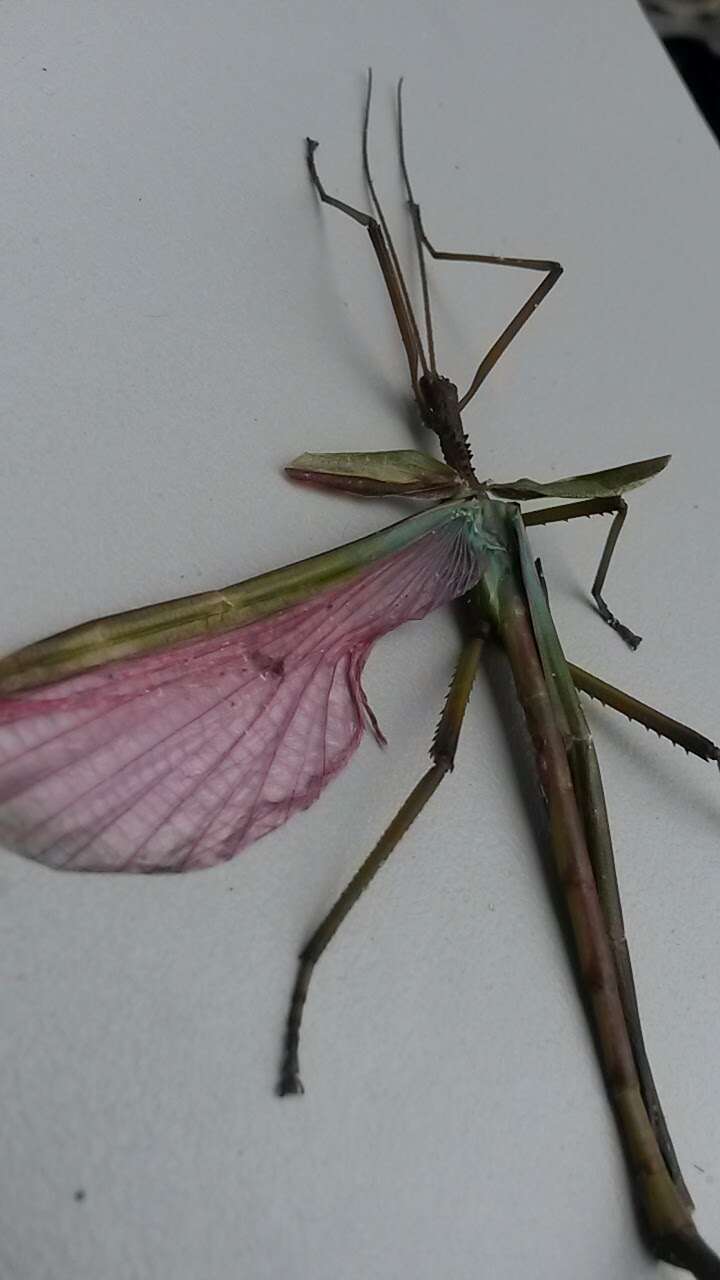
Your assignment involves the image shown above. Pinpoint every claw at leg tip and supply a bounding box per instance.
[277,1071,305,1097]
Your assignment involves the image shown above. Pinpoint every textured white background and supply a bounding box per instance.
[2,3,719,1278]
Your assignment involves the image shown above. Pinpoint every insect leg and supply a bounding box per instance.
[419,219,562,415]
[569,662,720,766]
[277,634,483,1096]
[307,71,429,393]
[395,82,562,411]
[523,496,641,649]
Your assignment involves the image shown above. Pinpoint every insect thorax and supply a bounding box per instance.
[417,373,477,486]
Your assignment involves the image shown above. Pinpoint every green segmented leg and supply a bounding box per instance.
[524,496,640,649]
[277,634,484,1096]
[569,663,720,767]
[306,135,424,392]
[396,81,562,404]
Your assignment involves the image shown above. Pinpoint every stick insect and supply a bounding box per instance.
[1,75,718,1277]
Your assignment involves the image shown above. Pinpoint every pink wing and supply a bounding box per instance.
[0,518,482,872]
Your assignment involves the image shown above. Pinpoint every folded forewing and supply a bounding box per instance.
[0,508,486,872]
[488,455,670,501]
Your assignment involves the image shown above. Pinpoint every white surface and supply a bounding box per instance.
[2,3,719,1278]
